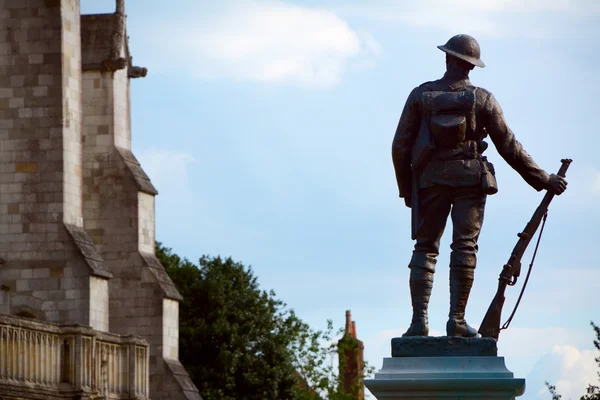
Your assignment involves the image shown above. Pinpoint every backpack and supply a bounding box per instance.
[411,85,477,171]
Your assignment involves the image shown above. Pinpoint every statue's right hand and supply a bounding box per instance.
[404,196,412,208]
[547,174,567,195]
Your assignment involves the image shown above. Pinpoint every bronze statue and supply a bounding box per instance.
[392,34,567,337]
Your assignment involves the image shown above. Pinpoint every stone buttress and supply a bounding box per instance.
[80,3,200,400]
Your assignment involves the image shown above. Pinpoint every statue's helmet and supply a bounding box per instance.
[438,34,485,68]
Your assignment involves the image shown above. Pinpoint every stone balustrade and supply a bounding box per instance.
[0,314,149,400]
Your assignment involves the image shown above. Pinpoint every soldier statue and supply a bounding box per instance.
[392,34,567,337]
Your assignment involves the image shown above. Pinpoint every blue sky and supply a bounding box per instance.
[82,1,600,398]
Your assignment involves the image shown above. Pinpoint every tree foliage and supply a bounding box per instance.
[157,243,373,400]
[547,321,600,400]
[291,319,375,400]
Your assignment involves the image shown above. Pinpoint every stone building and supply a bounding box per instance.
[0,1,200,399]
[338,310,365,400]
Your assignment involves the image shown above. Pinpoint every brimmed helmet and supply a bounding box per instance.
[438,34,485,68]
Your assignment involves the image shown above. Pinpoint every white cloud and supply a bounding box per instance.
[437,0,572,13]
[592,169,600,193]
[527,344,598,400]
[144,0,378,87]
[337,0,600,38]
[498,326,594,378]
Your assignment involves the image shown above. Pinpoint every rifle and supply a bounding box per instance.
[478,158,572,340]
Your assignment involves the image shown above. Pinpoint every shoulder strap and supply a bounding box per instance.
[449,78,473,91]
[420,80,436,91]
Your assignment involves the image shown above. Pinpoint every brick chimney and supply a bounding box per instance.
[338,310,364,400]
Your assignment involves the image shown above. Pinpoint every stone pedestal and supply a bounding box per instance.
[365,337,525,400]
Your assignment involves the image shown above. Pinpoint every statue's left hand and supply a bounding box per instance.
[547,174,568,195]
[404,196,412,208]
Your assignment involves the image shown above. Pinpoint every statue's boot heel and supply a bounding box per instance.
[403,319,429,337]
[446,318,478,337]
[402,267,433,337]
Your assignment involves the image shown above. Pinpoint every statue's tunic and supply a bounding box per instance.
[392,71,549,271]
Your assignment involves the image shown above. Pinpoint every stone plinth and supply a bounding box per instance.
[392,336,498,357]
[365,337,525,400]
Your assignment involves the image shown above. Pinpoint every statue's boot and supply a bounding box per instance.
[403,268,433,337]
[446,266,478,337]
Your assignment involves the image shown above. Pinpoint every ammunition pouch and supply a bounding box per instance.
[430,114,467,146]
[479,156,498,195]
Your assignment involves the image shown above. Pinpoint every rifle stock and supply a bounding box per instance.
[478,159,572,339]
[478,280,507,339]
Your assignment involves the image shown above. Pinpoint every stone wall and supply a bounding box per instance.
[89,275,108,331]
[0,0,111,330]
[60,0,84,227]
[138,192,156,254]
[0,1,200,399]
[163,298,179,360]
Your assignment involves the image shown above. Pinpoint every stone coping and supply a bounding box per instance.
[391,336,498,357]
[0,314,148,345]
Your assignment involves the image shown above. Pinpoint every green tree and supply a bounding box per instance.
[547,322,600,400]
[157,243,373,400]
